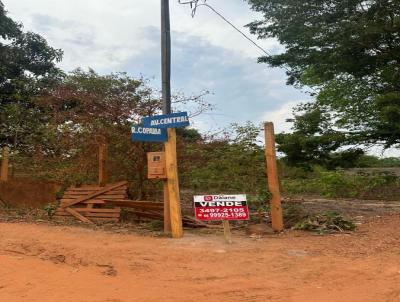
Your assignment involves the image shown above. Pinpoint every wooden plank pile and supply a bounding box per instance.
[109,199,206,227]
[55,181,207,227]
[55,181,128,223]
[110,200,164,220]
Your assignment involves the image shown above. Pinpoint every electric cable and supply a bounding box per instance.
[178,0,318,94]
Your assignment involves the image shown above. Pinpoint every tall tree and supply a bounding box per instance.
[246,0,400,154]
[0,1,63,148]
[28,69,212,197]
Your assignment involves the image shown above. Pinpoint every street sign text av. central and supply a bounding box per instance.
[142,112,189,129]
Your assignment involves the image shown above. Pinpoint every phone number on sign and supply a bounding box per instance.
[195,206,249,220]
[206,212,247,218]
[198,208,246,214]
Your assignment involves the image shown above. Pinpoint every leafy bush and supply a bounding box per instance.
[294,211,356,234]
[179,122,266,196]
[281,178,322,195]
[319,170,359,198]
[44,203,58,219]
[247,190,271,212]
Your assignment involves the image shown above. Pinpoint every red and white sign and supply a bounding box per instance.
[194,195,249,221]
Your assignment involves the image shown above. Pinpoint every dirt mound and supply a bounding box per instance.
[0,178,61,208]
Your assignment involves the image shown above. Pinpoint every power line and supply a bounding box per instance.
[178,0,318,95]
[178,0,275,58]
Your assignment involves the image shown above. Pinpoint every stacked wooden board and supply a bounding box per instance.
[55,181,208,227]
[55,181,128,223]
[110,200,164,219]
[109,199,208,228]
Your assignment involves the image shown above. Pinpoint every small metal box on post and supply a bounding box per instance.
[147,152,167,180]
[147,151,171,233]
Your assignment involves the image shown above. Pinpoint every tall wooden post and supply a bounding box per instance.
[98,142,108,187]
[161,0,174,235]
[264,122,284,231]
[164,128,183,238]
[1,146,10,182]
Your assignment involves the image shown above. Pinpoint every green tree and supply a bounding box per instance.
[0,1,63,148]
[275,103,364,169]
[20,69,212,199]
[246,0,400,150]
[34,69,162,192]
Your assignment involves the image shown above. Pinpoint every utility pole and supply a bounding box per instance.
[161,0,171,115]
[161,0,183,238]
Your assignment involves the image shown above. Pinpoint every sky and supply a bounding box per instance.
[3,0,398,156]
[3,0,309,134]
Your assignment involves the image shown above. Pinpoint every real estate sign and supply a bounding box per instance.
[194,195,249,221]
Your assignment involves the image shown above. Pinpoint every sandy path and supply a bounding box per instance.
[0,216,399,302]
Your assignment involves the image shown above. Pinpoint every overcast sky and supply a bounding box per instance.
[4,0,310,133]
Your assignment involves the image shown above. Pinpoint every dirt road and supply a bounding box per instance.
[0,216,399,302]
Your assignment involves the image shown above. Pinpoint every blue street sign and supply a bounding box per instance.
[142,112,190,129]
[131,125,168,142]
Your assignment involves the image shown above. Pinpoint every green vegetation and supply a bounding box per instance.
[179,122,266,195]
[281,165,400,199]
[43,203,58,219]
[247,0,400,159]
[1,1,399,208]
[0,1,63,150]
[294,211,356,234]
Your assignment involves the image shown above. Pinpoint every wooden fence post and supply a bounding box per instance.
[98,142,108,187]
[164,128,183,238]
[264,122,284,231]
[1,146,10,182]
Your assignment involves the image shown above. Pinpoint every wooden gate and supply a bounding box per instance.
[55,181,128,223]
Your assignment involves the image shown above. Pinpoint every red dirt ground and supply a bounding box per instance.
[0,215,399,302]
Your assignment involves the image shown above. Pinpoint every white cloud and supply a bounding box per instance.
[3,0,308,136]
[261,101,303,133]
[171,1,282,58]
[365,146,400,158]
[4,0,280,72]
